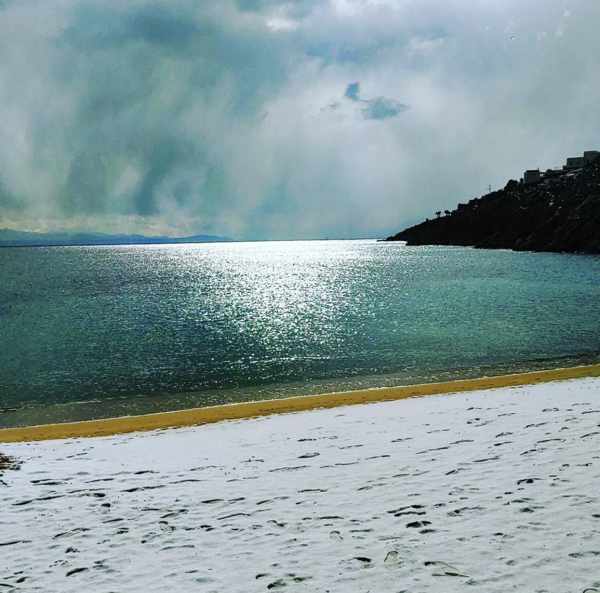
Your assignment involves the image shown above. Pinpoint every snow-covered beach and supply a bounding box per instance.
[2,377,600,592]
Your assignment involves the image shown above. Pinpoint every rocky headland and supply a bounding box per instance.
[386,153,600,254]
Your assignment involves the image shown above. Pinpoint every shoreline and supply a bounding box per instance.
[1,362,600,443]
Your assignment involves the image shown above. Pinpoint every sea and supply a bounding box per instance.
[1,240,599,428]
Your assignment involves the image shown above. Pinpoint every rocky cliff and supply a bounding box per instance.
[386,157,600,254]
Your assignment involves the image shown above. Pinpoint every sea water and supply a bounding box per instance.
[1,240,599,426]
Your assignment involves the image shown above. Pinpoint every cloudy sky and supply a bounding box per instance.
[1,0,599,240]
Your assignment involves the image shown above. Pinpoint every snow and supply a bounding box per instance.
[1,378,600,592]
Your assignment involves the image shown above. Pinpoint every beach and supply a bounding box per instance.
[3,2,600,591]
[2,373,600,592]
[1,363,599,442]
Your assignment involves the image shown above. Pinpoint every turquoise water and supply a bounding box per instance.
[1,240,599,427]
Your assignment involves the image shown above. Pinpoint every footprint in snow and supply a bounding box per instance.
[424,561,468,577]
[384,550,402,566]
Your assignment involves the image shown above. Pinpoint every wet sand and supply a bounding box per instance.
[1,363,600,443]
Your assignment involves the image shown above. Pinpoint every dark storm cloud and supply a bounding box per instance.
[15,1,292,227]
[63,4,203,52]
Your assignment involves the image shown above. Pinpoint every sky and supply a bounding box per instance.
[1,0,599,240]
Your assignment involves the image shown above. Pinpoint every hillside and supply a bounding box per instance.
[386,157,600,254]
[0,230,232,248]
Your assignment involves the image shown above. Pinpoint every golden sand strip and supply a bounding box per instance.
[1,364,600,444]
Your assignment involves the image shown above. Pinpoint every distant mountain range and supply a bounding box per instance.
[0,229,233,248]
[386,153,600,254]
